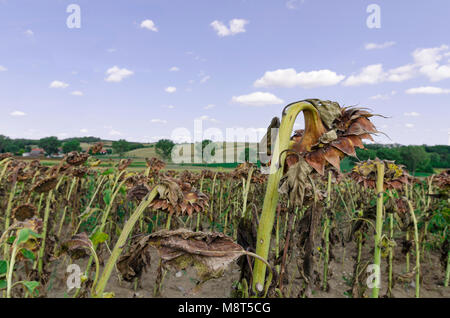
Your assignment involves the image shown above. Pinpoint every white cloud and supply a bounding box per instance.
[109,129,122,136]
[343,64,415,86]
[49,80,69,89]
[254,68,345,88]
[0,65,6,72]
[24,29,34,36]
[196,115,219,123]
[106,48,117,53]
[210,19,248,37]
[286,0,305,10]
[165,86,177,93]
[404,112,420,117]
[165,105,175,109]
[10,111,26,116]
[80,128,89,133]
[369,94,389,100]
[370,90,397,100]
[232,92,284,107]
[405,86,450,94]
[405,123,415,128]
[204,104,215,110]
[71,90,83,96]
[365,41,396,50]
[344,45,450,86]
[140,19,158,32]
[169,66,180,72]
[105,66,134,82]
[151,119,168,124]
[200,75,211,83]
[412,45,450,82]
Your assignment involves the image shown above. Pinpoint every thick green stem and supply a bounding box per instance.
[371,161,384,298]
[6,243,19,298]
[407,201,420,298]
[252,101,320,293]
[94,187,159,297]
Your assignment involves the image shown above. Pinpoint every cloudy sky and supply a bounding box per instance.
[0,0,449,145]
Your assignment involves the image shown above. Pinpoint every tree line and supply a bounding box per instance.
[1,135,449,173]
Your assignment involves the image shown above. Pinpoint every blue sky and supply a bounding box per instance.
[0,0,449,145]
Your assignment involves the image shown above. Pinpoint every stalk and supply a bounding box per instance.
[242,167,254,218]
[371,161,384,298]
[445,250,449,287]
[322,171,332,291]
[6,242,19,298]
[407,200,420,298]
[252,101,322,293]
[37,191,53,275]
[3,182,17,258]
[94,187,159,297]
[387,211,394,297]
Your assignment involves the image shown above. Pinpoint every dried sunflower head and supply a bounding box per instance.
[31,176,58,193]
[118,159,133,171]
[12,204,37,222]
[0,152,13,161]
[434,169,450,190]
[149,178,209,216]
[71,166,88,178]
[127,183,151,203]
[66,151,89,166]
[349,159,409,190]
[201,169,215,179]
[179,170,201,184]
[60,232,92,260]
[146,157,166,172]
[88,142,104,155]
[276,99,382,206]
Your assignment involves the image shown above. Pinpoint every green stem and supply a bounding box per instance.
[37,191,53,275]
[407,200,420,298]
[6,242,19,298]
[94,187,159,297]
[371,161,384,298]
[252,101,320,293]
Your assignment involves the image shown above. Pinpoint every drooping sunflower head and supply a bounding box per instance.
[149,178,209,216]
[31,176,58,193]
[12,204,37,222]
[286,99,381,175]
[145,157,166,173]
[349,159,409,190]
[66,151,89,166]
[88,142,104,155]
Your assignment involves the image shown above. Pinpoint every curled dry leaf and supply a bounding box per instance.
[119,229,247,283]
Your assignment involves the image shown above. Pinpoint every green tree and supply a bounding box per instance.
[62,140,82,153]
[112,139,130,157]
[155,139,175,160]
[39,137,61,155]
[400,146,430,174]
